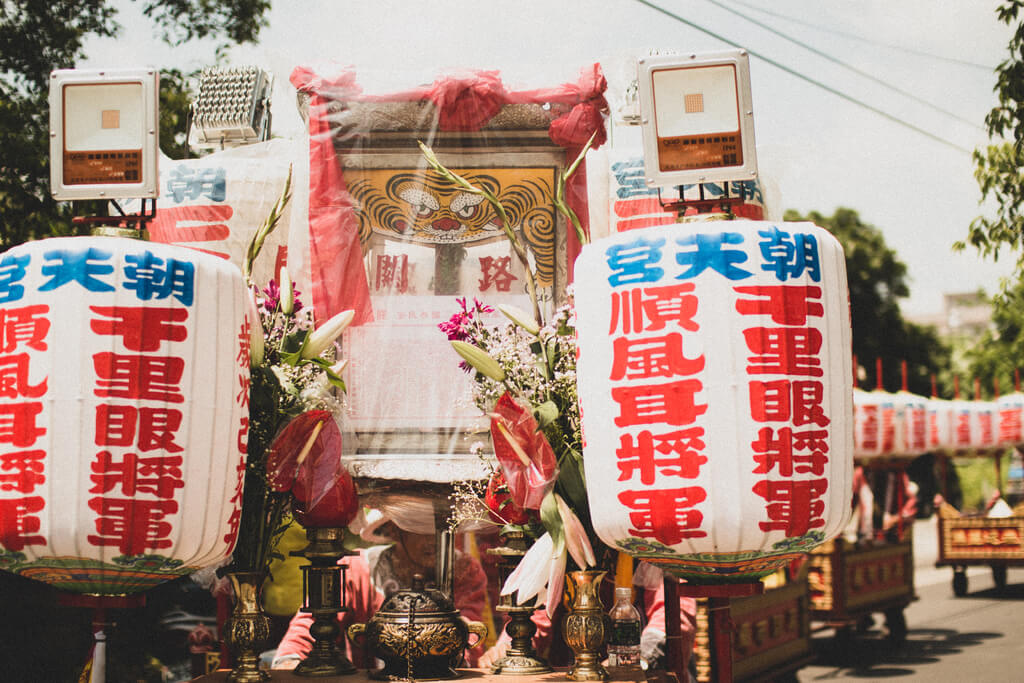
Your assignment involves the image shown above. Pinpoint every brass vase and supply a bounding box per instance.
[562,570,609,681]
[222,571,272,683]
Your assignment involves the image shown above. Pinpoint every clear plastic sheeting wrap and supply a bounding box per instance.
[285,64,609,487]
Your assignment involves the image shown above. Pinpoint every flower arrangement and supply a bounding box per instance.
[229,167,356,575]
[424,138,603,616]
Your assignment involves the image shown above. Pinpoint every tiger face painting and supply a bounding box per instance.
[347,166,559,286]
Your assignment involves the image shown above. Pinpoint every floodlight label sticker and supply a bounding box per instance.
[62,82,144,186]
[652,64,743,172]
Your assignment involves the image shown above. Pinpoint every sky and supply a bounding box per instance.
[81,0,1019,318]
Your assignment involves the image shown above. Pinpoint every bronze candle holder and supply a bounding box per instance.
[487,529,552,675]
[292,526,356,677]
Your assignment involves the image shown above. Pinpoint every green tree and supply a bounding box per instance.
[965,276,1024,394]
[0,1,270,248]
[784,207,951,396]
[958,0,1024,263]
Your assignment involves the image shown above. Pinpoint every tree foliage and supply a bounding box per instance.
[784,207,951,396]
[965,275,1024,396]
[0,1,270,248]
[958,0,1024,263]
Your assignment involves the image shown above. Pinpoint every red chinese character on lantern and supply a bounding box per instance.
[0,304,50,353]
[92,353,185,403]
[616,428,708,485]
[609,283,698,335]
[955,412,971,447]
[95,405,184,453]
[907,409,927,451]
[223,453,246,547]
[733,285,824,325]
[880,405,896,452]
[748,379,830,427]
[617,487,708,544]
[89,306,188,352]
[743,327,823,376]
[611,379,707,428]
[0,496,46,550]
[0,354,46,398]
[479,256,517,292]
[87,497,178,554]
[610,333,704,381]
[1000,408,1022,443]
[979,412,994,444]
[0,449,46,493]
[0,402,45,448]
[751,427,829,476]
[88,451,185,499]
[860,405,879,451]
[376,254,410,293]
[752,478,828,536]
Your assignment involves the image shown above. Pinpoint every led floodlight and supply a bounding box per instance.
[49,68,159,200]
[637,50,757,188]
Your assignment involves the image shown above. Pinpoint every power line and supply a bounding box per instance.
[725,0,995,72]
[631,0,975,154]
[702,0,985,131]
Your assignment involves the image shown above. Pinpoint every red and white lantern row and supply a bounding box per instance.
[0,236,249,595]
[853,389,928,460]
[575,221,853,581]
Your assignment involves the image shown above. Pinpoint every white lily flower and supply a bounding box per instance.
[302,309,355,359]
[544,541,567,620]
[556,494,596,569]
[279,266,294,315]
[330,358,349,375]
[500,531,568,619]
[497,303,541,336]
[247,291,264,367]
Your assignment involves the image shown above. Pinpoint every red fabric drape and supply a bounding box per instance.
[289,65,609,321]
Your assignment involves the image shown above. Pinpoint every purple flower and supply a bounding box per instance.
[262,278,303,314]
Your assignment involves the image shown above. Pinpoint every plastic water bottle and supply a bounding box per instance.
[606,586,642,671]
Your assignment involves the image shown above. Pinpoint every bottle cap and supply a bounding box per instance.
[614,586,633,601]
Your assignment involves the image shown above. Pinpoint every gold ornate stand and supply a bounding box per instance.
[292,527,356,677]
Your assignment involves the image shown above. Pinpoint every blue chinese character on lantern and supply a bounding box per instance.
[605,237,666,286]
[0,253,30,303]
[166,166,227,203]
[758,226,821,282]
[675,232,752,281]
[123,250,195,305]
[612,159,658,199]
[40,247,115,292]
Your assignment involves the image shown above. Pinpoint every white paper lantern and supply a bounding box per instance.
[950,399,999,453]
[575,221,852,581]
[0,236,249,594]
[894,391,928,456]
[998,393,1024,448]
[853,389,896,459]
[927,398,954,451]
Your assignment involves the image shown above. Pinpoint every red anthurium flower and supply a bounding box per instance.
[484,469,534,525]
[266,410,334,492]
[266,410,359,528]
[490,392,558,510]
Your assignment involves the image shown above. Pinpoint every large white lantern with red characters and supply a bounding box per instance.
[0,236,249,595]
[575,220,853,581]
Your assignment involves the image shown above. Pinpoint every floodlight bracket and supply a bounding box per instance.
[657,182,745,217]
[72,198,157,232]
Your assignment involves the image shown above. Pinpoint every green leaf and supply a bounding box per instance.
[532,400,560,429]
[556,447,588,514]
[540,490,563,548]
